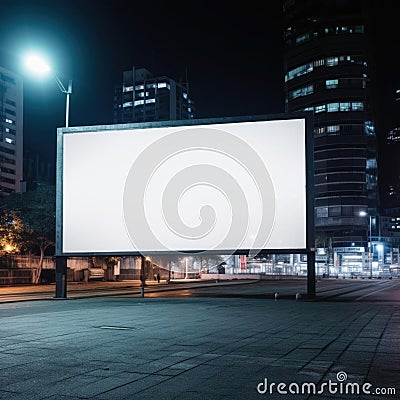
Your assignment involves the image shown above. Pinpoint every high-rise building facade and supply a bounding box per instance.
[283,0,378,260]
[0,66,23,195]
[113,67,194,123]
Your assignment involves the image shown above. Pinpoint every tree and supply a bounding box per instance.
[0,183,56,283]
[0,211,25,254]
[192,253,225,273]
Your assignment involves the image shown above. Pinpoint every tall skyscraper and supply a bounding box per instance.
[283,0,378,271]
[0,65,23,195]
[113,67,194,124]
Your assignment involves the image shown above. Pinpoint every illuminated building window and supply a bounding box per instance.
[326,57,338,66]
[314,126,326,135]
[326,79,338,89]
[288,84,314,100]
[339,102,351,111]
[316,207,328,218]
[315,105,326,113]
[123,86,133,92]
[123,101,133,108]
[327,103,339,112]
[367,158,377,169]
[5,138,15,144]
[352,102,364,111]
[327,125,340,133]
[296,33,310,44]
[157,82,170,89]
[285,63,313,81]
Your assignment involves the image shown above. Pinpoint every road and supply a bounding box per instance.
[0,277,399,303]
[139,278,400,302]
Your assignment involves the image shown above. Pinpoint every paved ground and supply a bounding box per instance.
[0,279,399,399]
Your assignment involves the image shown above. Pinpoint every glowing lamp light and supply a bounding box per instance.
[24,53,51,75]
[24,51,72,127]
[4,243,15,253]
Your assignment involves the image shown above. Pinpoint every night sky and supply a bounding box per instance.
[0,0,399,200]
[0,1,283,162]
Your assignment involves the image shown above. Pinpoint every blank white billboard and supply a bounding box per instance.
[61,118,307,255]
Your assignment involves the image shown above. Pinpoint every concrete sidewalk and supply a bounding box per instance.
[0,295,398,399]
[0,279,262,303]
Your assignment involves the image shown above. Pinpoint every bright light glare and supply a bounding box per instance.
[4,243,15,253]
[359,211,367,217]
[24,54,51,74]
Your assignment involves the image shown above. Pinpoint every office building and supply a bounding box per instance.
[283,0,379,273]
[113,67,194,123]
[0,66,23,195]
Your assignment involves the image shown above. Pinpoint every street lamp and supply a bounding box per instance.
[24,53,72,127]
[359,211,372,278]
[24,53,73,298]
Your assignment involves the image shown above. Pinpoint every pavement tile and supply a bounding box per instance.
[95,374,171,399]
[0,391,53,400]
[0,287,399,399]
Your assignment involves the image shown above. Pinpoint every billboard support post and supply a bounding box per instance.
[55,127,67,299]
[305,113,315,299]
[55,256,67,298]
[307,249,316,299]
[140,255,147,297]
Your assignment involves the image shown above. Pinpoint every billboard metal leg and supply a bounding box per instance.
[307,250,316,299]
[55,256,68,298]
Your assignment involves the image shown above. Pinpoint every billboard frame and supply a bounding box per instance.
[55,113,315,297]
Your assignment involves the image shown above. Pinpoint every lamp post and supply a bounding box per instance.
[359,211,372,278]
[53,76,72,128]
[25,53,72,298]
[24,54,72,127]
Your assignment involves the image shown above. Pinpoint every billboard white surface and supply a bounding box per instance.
[61,118,307,255]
